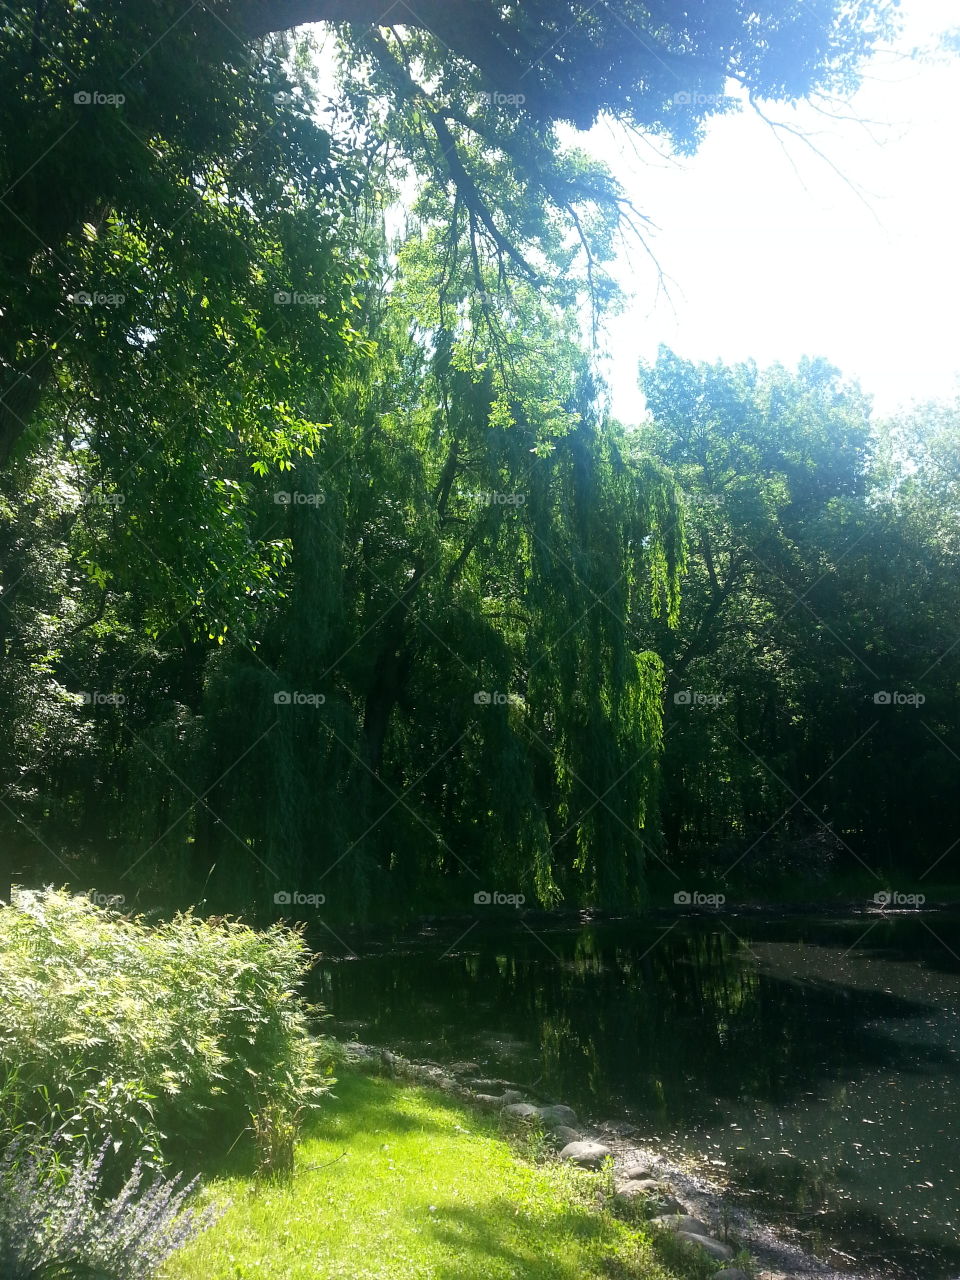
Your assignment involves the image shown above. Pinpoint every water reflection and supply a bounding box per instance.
[310,914,960,1278]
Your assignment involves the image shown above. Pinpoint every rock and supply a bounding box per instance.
[559,1140,612,1168]
[502,1102,542,1122]
[650,1214,712,1236]
[499,1090,524,1106]
[713,1271,751,1280]
[618,1166,657,1182]
[538,1104,579,1129]
[344,1041,380,1062]
[676,1231,734,1262]
[547,1125,582,1146]
[447,1061,481,1075]
[615,1178,661,1194]
[652,1194,686,1215]
[472,1092,505,1109]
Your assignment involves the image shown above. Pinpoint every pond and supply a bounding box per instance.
[310,911,960,1279]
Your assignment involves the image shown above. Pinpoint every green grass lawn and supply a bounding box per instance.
[166,1072,716,1280]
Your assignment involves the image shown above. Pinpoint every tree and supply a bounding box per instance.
[633,351,960,890]
[635,349,874,872]
[0,0,898,464]
[0,163,685,916]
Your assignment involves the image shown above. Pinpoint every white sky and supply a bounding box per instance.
[570,0,960,423]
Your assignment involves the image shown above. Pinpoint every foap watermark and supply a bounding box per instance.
[873,890,925,908]
[273,890,326,907]
[474,890,525,906]
[474,690,509,705]
[79,691,126,706]
[88,891,125,908]
[82,491,125,506]
[69,290,125,307]
[673,90,735,107]
[674,689,727,707]
[674,889,726,908]
[873,690,925,706]
[274,290,323,305]
[477,91,526,107]
[73,90,125,106]
[274,490,325,506]
[458,490,526,507]
[274,691,325,707]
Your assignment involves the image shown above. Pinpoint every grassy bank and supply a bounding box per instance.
[166,1072,718,1280]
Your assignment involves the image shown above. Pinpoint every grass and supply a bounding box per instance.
[165,1071,716,1280]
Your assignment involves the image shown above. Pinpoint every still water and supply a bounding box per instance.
[311,912,960,1279]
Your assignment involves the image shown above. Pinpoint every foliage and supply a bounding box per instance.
[0,0,898,465]
[635,350,960,886]
[0,11,956,912]
[0,1136,220,1280]
[251,1103,302,1181]
[0,144,686,915]
[0,889,332,1168]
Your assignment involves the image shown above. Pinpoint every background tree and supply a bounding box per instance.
[634,350,959,893]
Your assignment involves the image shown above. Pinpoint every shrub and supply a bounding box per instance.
[251,1102,302,1180]
[0,888,334,1168]
[0,1136,221,1280]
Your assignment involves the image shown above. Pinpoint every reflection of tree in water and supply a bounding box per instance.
[312,919,960,1277]
[312,922,941,1120]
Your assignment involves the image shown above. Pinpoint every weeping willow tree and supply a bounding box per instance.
[174,123,686,915]
[0,44,684,916]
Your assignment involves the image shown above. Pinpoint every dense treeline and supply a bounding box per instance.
[638,357,960,887]
[1,1,955,917]
[4,332,957,912]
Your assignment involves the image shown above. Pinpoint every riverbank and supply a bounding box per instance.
[328,1043,880,1280]
[164,1069,727,1280]
[302,888,960,935]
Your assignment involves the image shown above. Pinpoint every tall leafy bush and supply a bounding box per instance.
[0,889,332,1167]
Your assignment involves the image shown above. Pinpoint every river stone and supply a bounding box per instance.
[713,1271,751,1280]
[503,1102,541,1122]
[651,1194,686,1215]
[615,1178,662,1195]
[344,1042,380,1063]
[676,1231,734,1262]
[650,1214,712,1235]
[538,1104,579,1129]
[559,1140,612,1168]
[548,1125,582,1146]
[618,1166,657,1181]
[472,1092,505,1108]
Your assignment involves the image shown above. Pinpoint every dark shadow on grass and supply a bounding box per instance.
[300,1069,498,1145]
[188,1070,500,1183]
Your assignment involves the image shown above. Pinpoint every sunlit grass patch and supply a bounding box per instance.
[167,1072,711,1280]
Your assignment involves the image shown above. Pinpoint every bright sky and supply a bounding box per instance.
[573,0,960,424]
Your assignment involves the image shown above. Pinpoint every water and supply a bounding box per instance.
[310,912,960,1279]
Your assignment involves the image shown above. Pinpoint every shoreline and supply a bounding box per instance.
[343,1040,881,1280]
[302,900,960,936]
